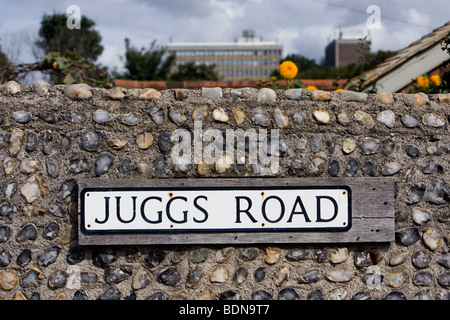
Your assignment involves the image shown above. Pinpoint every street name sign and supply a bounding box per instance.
[78,177,394,245]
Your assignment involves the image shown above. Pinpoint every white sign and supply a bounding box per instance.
[81,186,351,233]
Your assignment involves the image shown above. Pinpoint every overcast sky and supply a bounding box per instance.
[0,0,449,76]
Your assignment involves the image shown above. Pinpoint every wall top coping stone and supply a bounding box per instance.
[1,80,450,105]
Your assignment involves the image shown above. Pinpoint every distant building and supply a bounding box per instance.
[345,21,450,93]
[325,30,370,68]
[166,30,283,81]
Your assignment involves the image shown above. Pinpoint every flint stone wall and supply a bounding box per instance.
[0,80,449,300]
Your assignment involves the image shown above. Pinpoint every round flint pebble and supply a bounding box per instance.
[149,107,165,125]
[251,289,272,300]
[254,267,266,282]
[202,87,223,100]
[93,109,112,124]
[57,179,77,199]
[69,155,88,173]
[422,113,445,127]
[0,203,14,217]
[81,129,103,151]
[154,155,166,172]
[213,107,229,122]
[39,111,60,123]
[406,145,420,157]
[119,112,142,126]
[38,246,61,267]
[0,249,12,267]
[313,108,331,124]
[422,161,444,174]
[48,271,68,288]
[299,269,321,284]
[328,160,340,176]
[2,81,21,94]
[412,251,431,268]
[169,108,186,125]
[67,247,85,265]
[20,268,43,288]
[428,181,449,205]
[395,228,420,246]
[405,185,426,204]
[293,110,306,124]
[343,159,358,177]
[32,80,51,96]
[64,111,86,123]
[360,138,379,155]
[16,224,37,242]
[93,248,117,267]
[98,287,121,300]
[11,111,31,123]
[17,249,32,267]
[158,130,172,153]
[64,83,92,100]
[278,288,299,300]
[274,108,289,128]
[95,154,114,176]
[257,88,276,102]
[382,162,401,175]
[377,110,395,128]
[382,139,394,156]
[0,226,11,242]
[354,110,375,128]
[251,108,270,126]
[284,89,302,100]
[192,105,208,122]
[157,267,180,286]
[401,114,419,127]
[43,222,59,240]
[25,132,38,151]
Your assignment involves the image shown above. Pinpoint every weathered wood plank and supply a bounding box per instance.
[78,177,395,245]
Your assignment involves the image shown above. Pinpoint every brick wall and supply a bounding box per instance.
[114,79,348,91]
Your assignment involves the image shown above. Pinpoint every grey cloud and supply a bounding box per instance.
[1,0,448,73]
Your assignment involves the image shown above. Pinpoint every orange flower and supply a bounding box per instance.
[305,85,317,90]
[335,88,345,91]
[279,61,298,80]
[417,76,429,88]
[430,74,441,86]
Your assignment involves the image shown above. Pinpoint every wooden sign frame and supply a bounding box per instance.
[77,177,395,245]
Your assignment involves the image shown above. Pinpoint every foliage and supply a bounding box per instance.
[0,40,15,81]
[350,37,376,93]
[409,32,450,94]
[169,62,218,81]
[263,43,396,91]
[258,59,304,90]
[437,32,450,92]
[409,73,447,94]
[35,13,103,62]
[0,51,112,87]
[44,51,112,87]
[0,46,7,67]
[0,12,111,86]
[337,37,395,93]
[272,50,395,80]
[120,38,175,81]
[258,77,305,90]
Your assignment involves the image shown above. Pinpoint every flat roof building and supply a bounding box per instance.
[325,30,370,68]
[166,30,283,81]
